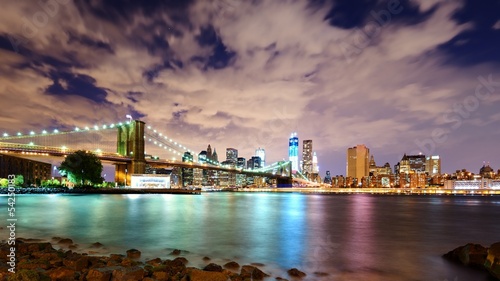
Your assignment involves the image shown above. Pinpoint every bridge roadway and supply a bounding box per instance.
[0,142,289,180]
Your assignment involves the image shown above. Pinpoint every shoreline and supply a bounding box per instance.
[0,238,313,281]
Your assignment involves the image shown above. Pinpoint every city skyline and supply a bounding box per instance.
[0,0,499,175]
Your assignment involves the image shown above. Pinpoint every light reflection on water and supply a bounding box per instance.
[1,193,499,280]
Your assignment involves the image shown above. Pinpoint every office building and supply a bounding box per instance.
[255,147,266,167]
[302,140,312,174]
[226,148,238,166]
[289,132,299,172]
[346,144,370,180]
[425,155,441,176]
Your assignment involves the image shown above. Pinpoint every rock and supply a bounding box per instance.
[126,248,141,259]
[111,266,145,280]
[223,261,240,270]
[276,277,289,281]
[182,268,229,281]
[61,252,90,271]
[91,242,104,248]
[203,263,223,272]
[58,238,74,245]
[313,271,329,276]
[203,256,211,261]
[146,257,162,266]
[5,269,51,281]
[172,257,189,266]
[152,271,170,281]
[86,266,117,281]
[170,249,181,255]
[18,259,51,270]
[443,243,488,268]
[485,242,500,280]
[47,267,77,281]
[240,265,269,280]
[287,268,306,278]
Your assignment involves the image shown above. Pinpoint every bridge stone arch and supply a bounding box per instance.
[115,120,146,185]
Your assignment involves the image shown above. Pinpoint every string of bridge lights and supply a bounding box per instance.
[0,121,132,139]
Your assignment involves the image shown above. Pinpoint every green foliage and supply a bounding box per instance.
[41,178,62,187]
[14,175,24,187]
[0,178,8,187]
[58,150,104,186]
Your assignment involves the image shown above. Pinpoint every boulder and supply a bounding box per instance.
[240,265,269,280]
[484,242,500,280]
[86,266,118,281]
[47,267,78,281]
[443,243,488,268]
[182,268,229,281]
[146,257,162,266]
[111,266,145,281]
[287,268,306,278]
[91,242,104,248]
[57,238,74,245]
[126,249,141,259]
[63,255,89,271]
[203,263,223,272]
[223,261,240,270]
[170,249,181,255]
[5,269,51,281]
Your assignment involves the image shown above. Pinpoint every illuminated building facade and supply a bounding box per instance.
[302,140,312,174]
[289,133,299,172]
[312,151,319,173]
[226,148,238,166]
[0,153,51,186]
[255,147,266,167]
[346,144,370,181]
[426,155,441,176]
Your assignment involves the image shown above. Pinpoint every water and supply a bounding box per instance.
[2,193,499,280]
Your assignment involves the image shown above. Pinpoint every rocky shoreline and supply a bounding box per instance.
[443,242,500,280]
[0,238,314,281]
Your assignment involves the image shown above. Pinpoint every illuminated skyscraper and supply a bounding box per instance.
[226,148,238,165]
[302,140,312,174]
[313,151,319,173]
[426,155,441,176]
[255,147,266,167]
[346,144,370,180]
[289,132,299,172]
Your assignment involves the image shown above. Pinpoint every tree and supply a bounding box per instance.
[0,179,8,187]
[58,150,104,186]
[14,175,24,187]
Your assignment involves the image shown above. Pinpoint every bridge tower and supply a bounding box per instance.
[115,120,146,185]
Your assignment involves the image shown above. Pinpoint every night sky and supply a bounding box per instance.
[1,0,499,176]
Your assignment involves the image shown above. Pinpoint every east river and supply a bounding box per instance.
[2,193,500,280]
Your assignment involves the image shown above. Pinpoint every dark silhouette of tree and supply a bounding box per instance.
[58,150,103,186]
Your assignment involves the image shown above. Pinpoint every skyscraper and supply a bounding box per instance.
[226,148,238,165]
[425,155,441,176]
[346,144,370,180]
[289,133,299,172]
[255,147,266,167]
[302,140,312,174]
[206,144,213,161]
[312,151,319,173]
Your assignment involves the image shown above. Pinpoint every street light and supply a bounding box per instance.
[126,115,132,123]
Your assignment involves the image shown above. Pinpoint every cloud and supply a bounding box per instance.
[0,0,499,174]
[494,20,500,30]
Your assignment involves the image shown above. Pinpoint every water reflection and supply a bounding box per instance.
[3,193,498,281]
